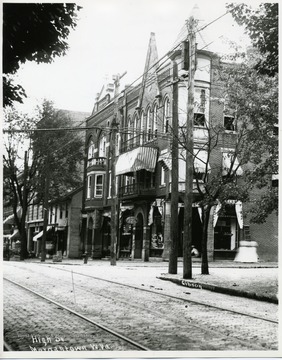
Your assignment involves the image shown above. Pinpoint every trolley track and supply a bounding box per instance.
[5,262,278,324]
[4,277,150,351]
[3,263,278,351]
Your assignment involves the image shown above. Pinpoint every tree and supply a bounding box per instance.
[226,3,278,76]
[3,3,81,107]
[3,101,85,259]
[177,51,278,275]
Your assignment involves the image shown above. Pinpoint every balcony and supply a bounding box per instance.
[120,132,158,154]
[87,157,106,170]
[118,182,156,200]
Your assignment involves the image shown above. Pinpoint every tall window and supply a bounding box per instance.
[88,139,95,160]
[223,94,236,131]
[87,175,92,199]
[153,104,158,138]
[95,174,104,197]
[98,135,107,157]
[140,111,145,144]
[163,97,171,133]
[194,88,206,127]
[146,107,152,141]
[133,113,139,145]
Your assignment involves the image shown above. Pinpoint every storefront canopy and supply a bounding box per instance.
[222,152,243,176]
[116,147,157,176]
[33,226,52,241]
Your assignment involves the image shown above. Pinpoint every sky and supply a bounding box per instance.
[11,0,257,115]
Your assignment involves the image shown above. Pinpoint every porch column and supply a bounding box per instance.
[142,225,150,262]
[162,201,171,260]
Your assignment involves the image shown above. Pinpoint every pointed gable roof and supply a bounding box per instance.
[136,32,161,109]
[171,4,213,53]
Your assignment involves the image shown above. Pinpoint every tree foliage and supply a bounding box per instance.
[227,3,278,76]
[3,101,85,258]
[177,50,278,274]
[3,3,81,107]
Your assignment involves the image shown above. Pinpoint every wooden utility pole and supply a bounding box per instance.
[110,116,118,266]
[110,72,126,265]
[168,60,179,274]
[20,150,28,260]
[41,153,50,262]
[183,17,196,279]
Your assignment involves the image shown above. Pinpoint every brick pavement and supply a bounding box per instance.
[3,279,141,352]
[18,257,278,302]
[3,262,279,352]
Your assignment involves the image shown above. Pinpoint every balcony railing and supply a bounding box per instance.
[87,157,106,168]
[120,131,158,153]
[118,182,155,198]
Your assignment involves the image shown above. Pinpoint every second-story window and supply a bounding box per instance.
[133,113,139,146]
[88,139,95,160]
[194,88,206,127]
[87,175,92,199]
[140,111,145,144]
[153,104,158,138]
[223,94,236,131]
[164,97,171,133]
[98,135,107,157]
[146,107,153,141]
[95,174,104,197]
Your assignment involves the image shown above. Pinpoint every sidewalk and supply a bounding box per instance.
[8,257,278,304]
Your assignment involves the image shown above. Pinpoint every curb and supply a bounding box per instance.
[158,276,278,304]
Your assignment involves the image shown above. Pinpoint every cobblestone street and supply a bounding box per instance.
[3,260,279,356]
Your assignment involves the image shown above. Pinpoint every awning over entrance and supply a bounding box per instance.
[222,152,243,176]
[116,147,157,176]
[33,226,52,241]
[213,200,243,229]
[158,152,172,171]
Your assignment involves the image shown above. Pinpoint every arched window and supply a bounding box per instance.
[146,107,152,141]
[153,103,158,138]
[140,111,145,144]
[88,138,95,165]
[163,97,171,133]
[98,135,107,157]
[133,113,139,146]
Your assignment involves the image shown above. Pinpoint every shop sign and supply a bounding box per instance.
[126,216,137,225]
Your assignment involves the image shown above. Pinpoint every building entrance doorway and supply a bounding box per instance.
[134,213,143,259]
[87,218,93,254]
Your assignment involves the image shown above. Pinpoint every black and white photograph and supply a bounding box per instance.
[1,0,280,358]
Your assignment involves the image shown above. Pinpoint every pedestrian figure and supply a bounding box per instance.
[191,245,200,257]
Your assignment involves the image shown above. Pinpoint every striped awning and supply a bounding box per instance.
[222,152,243,176]
[158,152,172,171]
[116,147,157,176]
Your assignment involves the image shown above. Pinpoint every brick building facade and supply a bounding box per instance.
[81,24,278,262]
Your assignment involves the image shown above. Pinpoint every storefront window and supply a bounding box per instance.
[150,207,163,257]
[214,217,238,250]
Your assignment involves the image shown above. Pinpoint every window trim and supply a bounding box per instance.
[94,174,104,198]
